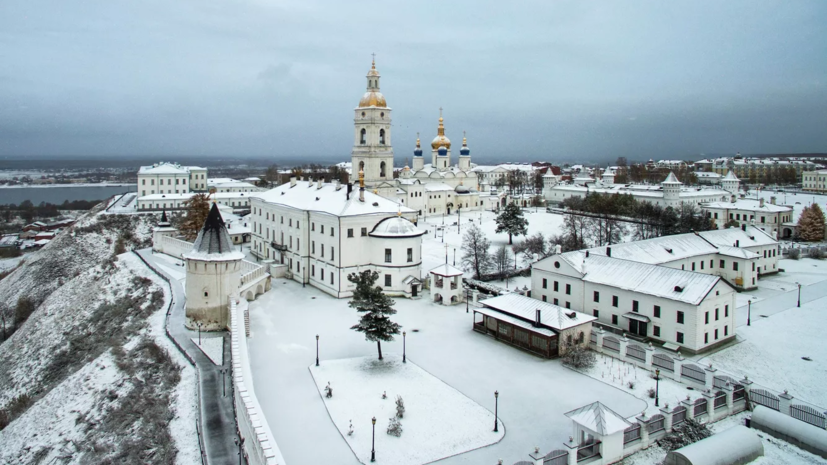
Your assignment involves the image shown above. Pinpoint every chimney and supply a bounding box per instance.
[346,183,353,200]
[290,177,296,188]
[585,250,590,258]
[759,198,765,208]
[606,246,611,257]
[554,244,562,255]
[736,239,740,247]
[731,194,736,203]
[741,224,746,232]
[317,178,322,189]
[535,309,541,327]
[770,196,776,205]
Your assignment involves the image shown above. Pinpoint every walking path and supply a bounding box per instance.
[135,248,244,465]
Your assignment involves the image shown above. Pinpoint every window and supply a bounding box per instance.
[321,246,325,258]
[705,312,709,324]
[360,128,366,144]
[385,274,392,287]
[725,305,729,317]
[593,310,599,318]
[612,295,618,307]
[553,281,559,292]
[348,228,354,238]
[653,325,660,337]
[677,311,684,324]
[612,315,618,325]
[593,291,599,302]
[733,262,739,271]
[705,333,709,344]
[654,305,661,318]
[289,219,292,227]
[407,248,413,262]
[724,325,728,336]
[565,284,571,295]
[312,223,315,231]
[692,262,696,271]
[720,259,725,268]
[701,261,704,270]
[632,300,639,312]
[385,248,392,263]
[330,273,334,285]
[321,269,325,280]
[361,227,367,236]
[312,241,315,254]
[553,298,559,305]
[542,278,548,289]
[331,247,334,258]
[565,302,570,309]
[204,291,209,297]
[714,329,719,340]
[710,259,713,268]
[676,332,684,344]
[542,295,547,302]
[297,221,300,229]
[331,227,335,237]
[715,308,719,321]
[312,265,315,276]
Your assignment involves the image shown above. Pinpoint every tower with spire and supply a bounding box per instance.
[431,108,452,171]
[351,55,394,189]
[412,132,424,171]
[458,131,471,171]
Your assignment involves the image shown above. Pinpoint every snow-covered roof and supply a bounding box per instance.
[479,293,596,331]
[138,163,203,175]
[722,170,739,181]
[253,182,415,218]
[424,183,455,192]
[211,181,260,189]
[699,225,778,248]
[369,216,426,238]
[186,203,245,260]
[139,192,254,200]
[429,263,464,277]
[564,401,631,435]
[662,172,681,184]
[696,172,721,178]
[207,178,236,184]
[751,406,827,452]
[701,198,791,213]
[666,425,763,465]
[473,306,556,337]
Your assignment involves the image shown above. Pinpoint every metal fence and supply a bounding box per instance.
[626,343,646,362]
[713,375,738,390]
[543,450,569,465]
[576,441,601,462]
[733,385,746,402]
[681,363,706,384]
[652,353,675,372]
[750,389,780,411]
[590,331,597,344]
[672,406,687,426]
[694,398,708,417]
[714,391,727,409]
[623,424,641,445]
[602,335,620,352]
[790,404,827,429]
[647,414,665,434]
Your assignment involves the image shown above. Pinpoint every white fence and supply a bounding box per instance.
[154,234,192,258]
[230,298,285,465]
[240,260,266,288]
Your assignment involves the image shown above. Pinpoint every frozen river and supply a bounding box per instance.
[0,185,135,205]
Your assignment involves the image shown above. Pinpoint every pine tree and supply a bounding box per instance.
[348,270,401,360]
[461,224,493,278]
[179,193,211,241]
[798,204,826,242]
[495,203,528,244]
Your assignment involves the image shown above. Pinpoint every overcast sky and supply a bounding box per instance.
[1,0,825,164]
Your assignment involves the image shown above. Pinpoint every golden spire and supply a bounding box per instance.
[463,130,467,146]
[371,52,376,70]
[359,169,365,188]
[437,107,445,136]
[416,132,420,148]
[397,204,401,216]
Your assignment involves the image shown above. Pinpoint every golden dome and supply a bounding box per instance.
[431,111,451,149]
[367,57,379,77]
[359,91,387,108]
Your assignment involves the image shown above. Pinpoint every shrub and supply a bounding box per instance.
[13,297,36,327]
[808,247,824,260]
[0,394,34,430]
[627,381,636,390]
[647,388,656,399]
[562,344,596,370]
[386,417,403,437]
[395,395,405,419]
[657,419,711,451]
[788,248,801,260]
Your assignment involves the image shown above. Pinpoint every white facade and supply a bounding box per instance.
[701,197,793,238]
[137,162,208,197]
[137,192,254,211]
[532,252,737,354]
[250,178,425,298]
[802,169,827,192]
[429,264,464,305]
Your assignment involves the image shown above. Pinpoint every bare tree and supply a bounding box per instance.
[460,224,493,279]
[264,164,280,187]
[492,244,513,276]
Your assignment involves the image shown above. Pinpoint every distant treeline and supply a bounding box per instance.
[1,199,100,223]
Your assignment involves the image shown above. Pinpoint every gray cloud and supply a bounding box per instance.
[0,0,825,163]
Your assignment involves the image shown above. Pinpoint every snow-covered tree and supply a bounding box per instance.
[178,193,210,241]
[348,270,401,360]
[387,417,403,437]
[395,395,405,418]
[495,203,528,245]
[798,204,825,242]
[492,244,513,275]
[460,224,493,279]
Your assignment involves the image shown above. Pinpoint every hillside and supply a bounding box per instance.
[0,205,198,464]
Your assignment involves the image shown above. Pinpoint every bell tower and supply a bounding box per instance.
[351,55,394,187]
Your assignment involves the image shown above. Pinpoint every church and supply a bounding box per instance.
[349,58,488,217]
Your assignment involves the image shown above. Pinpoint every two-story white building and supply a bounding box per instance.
[532,252,737,354]
[137,162,207,196]
[250,176,425,298]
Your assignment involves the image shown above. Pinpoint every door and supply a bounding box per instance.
[412,285,418,297]
[447,207,451,215]
[629,320,648,337]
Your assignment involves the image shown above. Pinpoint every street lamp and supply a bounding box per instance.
[655,369,660,407]
[466,288,471,313]
[797,282,801,308]
[220,368,227,397]
[196,321,203,345]
[453,248,456,266]
[747,299,752,326]
[233,437,243,465]
[458,207,461,234]
[316,334,320,367]
[403,331,407,363]
[494,390,499,432]
[371,416,377,462]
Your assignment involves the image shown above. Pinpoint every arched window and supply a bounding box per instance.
[360,128,366,145]
[380,161,386,177]
[359,161,365,173]
[379,129,385,145]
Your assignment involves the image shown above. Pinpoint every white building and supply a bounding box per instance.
[137,162,208,196]
[249,175,426,298]
[428,264,464,305]
[208,180,263,193]
[544,171,735,209]
[701,197,793,238]
[532,251,737,354]
[802,169,827,192]
[137,191,255,211]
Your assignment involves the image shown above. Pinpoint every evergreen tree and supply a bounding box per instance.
[348,270,401,360]
[179,193,211,241]
[461,223,493,278]
[495,203,528,244]
[798,204,826,242]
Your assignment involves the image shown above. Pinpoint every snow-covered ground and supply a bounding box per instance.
[191,336,224,366]
[309,355,503,465]
[0,255,24,272]
[247,279,645,465]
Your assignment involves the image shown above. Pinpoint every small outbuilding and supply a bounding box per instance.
[429,263,464,305]
[664,425,763,465]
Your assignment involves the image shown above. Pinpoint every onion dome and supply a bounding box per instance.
[414,133,423,157]
[430,108,451,149]
[455,184,470,194]
[460,131,470,156]
[369,216,426,238]
[438,146,448,156]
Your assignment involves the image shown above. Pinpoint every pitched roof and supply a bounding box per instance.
[662,172,681,184]
[698,225,778,248]
[479,293,596,331]
[187,203,244,259]
[723,170,739,181]
[253,181,414,218]
[429,263,464,277]
[565,401,631,435]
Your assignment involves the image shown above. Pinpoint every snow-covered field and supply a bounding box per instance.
[192,336,224,366]
[247,279,645,465]
[309,355,503,465]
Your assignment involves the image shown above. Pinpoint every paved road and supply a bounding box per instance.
[136,249,245,465]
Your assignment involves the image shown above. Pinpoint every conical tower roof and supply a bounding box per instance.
[662,172,681,184]
[188,203,243,258]
[723,170,739,181]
